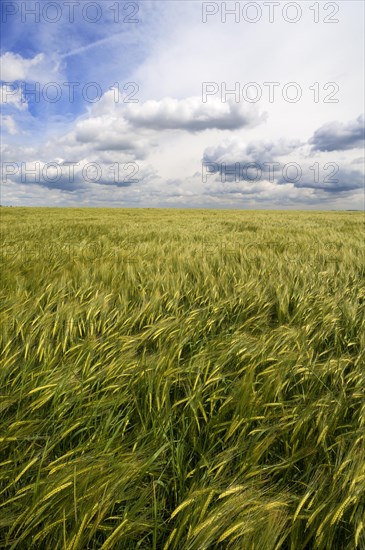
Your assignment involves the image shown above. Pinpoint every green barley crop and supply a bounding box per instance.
[0,208,364,549]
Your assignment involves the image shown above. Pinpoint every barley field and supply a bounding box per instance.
[0,208,364,550]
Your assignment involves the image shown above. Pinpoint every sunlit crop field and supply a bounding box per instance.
[1,208,364,549]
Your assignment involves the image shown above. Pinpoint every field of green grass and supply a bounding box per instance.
[1,208,364,549]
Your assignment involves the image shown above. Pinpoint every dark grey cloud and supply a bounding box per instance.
[203,139,301,164]
[278,168,364,193]
[309,115,365,152]
[202,139,301,181]
[202,137,364,195]
[2,161,135,191]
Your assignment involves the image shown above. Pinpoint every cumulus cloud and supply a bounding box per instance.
[202,136,364,196]
[61,95,267,164]
[279,167,365,193]
[0,84,28,110]
[1,115,18,135]
[309,115,365,152]
[0,52,44,81]
[0,51,63,84]
[203,138,301,165]
[202,138,302,182]
[72,114,149,159]
[123,97,266,132]
[1,158,149,192]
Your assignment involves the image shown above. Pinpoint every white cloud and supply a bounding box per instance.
[1,115,18,135]
[53,94,266,165]
[203,138,302,165]
[0,51,63,83]
[123,96,266,132]
[0,52,45,81]
[0,84,28,110]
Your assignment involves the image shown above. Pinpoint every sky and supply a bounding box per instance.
[0,0,364,208]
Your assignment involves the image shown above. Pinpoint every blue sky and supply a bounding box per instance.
[1,0,364,208]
